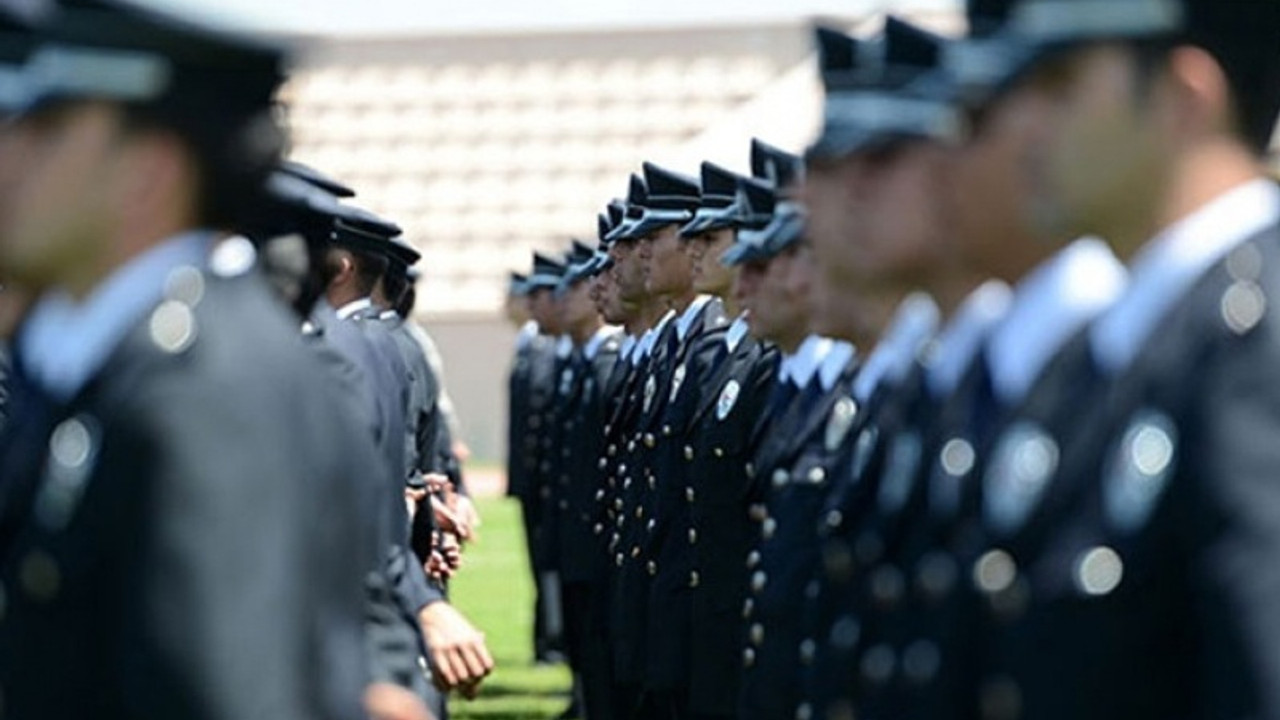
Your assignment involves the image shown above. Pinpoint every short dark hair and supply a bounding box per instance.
[1181,2,1280,154]
[395,285,417,318]
[119,101,284,230]
[322,246,387,296]
[382,266,409,309]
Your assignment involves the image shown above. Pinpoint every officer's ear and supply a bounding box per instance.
[321,247,356,289]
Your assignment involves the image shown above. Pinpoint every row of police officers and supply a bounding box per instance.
[0,1,492,719]
[507,0,1280,719]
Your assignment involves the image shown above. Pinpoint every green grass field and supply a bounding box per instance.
[448,496,573,719]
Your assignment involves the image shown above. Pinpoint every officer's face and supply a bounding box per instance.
[802,154,865,289]
[559,279,596,330]
[1025,44,1171,254]
[595,265,629,325]
[750,249,809,347]
[687,228,735,296]
[950,79,1056,282]
[529,288,561,334]
[0,101,125,295]
[639,224,692,297]
[786,240,819,330]
[843,139,953,295]
[734,261,764,322]
[611,240,648,304]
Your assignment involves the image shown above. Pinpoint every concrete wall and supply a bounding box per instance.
[418,316,518,465]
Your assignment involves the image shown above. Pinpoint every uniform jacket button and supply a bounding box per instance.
[684,446,695,461]
[688,528,698,544]
[743,648,756,668]
[749,623,764,646]
[689,571,700,588]
[980,675,1022,720]
[751,571,767,593]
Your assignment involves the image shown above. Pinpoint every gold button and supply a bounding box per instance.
[645,434,656,448]
[762,518,777,540]
[689,571,700,588]
[714,447,725,458]
[746,463,756,479]
[688,528,698,544]
[631,546,641,558]
[684,446,695,461]
[799,639,817,665]
[974,550,1017,595]
[648,561,657,576]
[750,623,764,646]
[616,553,624,567]
[635,507,644,519]
[663,425,672,437]
[21,551,60,602]
[747,550,761,569]
[743,648,756,668]
[980,675,1022,720]
[751,571,767,592]
[686,488,696,503]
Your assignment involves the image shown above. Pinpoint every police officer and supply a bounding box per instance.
[666,159,781,720]
[633,161,735,718]
[0,1,370,717]
[952,1,1280,718]
[554,246,623,720]
[525,250,573,664]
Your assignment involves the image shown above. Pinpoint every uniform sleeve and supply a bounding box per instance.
[111,375,366,720]
[1187,314,1280,719]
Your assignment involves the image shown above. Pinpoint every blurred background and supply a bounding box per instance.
[151,0,965,470]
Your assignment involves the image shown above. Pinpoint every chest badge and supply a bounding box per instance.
[669,364,688,404]
[983,422,1059,537]
[824,396,858,452]
[716,380,741,421]
[849,425,880,485]
[1103,410,1177,534]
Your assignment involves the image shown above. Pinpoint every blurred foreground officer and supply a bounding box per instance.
[956,1,1280,719]
[0,2,372,718]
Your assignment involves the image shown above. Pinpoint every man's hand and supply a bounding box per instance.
[418,601,494,694]
[454,495,481,536]
[364,681,434,720]
[424,532,463,581]
[404,487,428,520]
